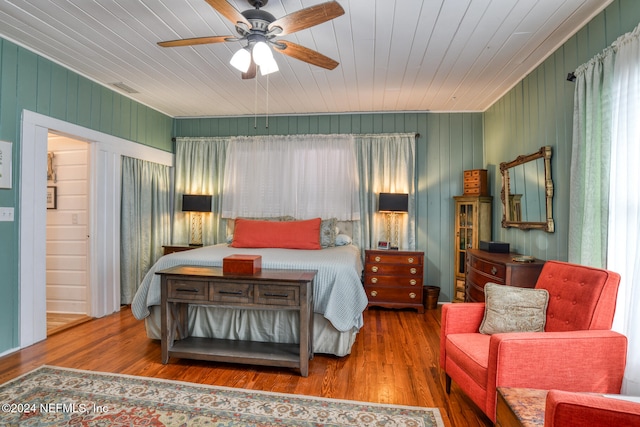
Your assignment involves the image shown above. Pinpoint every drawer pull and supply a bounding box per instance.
[410,279,417,286]
[218,290,244,296]
[264,292,290,298]
[371,266,379,273]
[176,288,200,293]
[375,256,381,262]
[491,267,498,275]
[408,257,414,263]
[410,268,417,274]
[409,292,416,299]
[370,291,378,297]
[371,278,378,284]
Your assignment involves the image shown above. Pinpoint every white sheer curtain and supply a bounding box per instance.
[221,134,360,220]
[606,23,640,396]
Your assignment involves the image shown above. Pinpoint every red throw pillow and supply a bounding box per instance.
[231,218,322,250]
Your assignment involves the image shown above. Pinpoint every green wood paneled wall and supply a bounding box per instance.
[0,38,173,352]
[174,112,485,302]
[1,0,637,354]
[484,0,640,262]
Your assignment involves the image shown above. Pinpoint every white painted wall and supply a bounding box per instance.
[46,135,89,314]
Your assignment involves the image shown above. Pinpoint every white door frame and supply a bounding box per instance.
[19,110,173,348]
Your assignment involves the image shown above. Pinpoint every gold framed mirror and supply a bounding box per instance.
[500,146,554,232]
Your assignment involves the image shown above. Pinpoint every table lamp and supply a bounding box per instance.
[378,192,408,250]
[182,194,212,246]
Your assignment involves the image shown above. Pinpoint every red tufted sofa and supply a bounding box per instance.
[440,260,628,422]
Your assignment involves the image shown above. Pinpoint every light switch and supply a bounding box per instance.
[0,207,14,221]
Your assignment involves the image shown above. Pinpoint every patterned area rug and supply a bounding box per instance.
[0,366,444,426]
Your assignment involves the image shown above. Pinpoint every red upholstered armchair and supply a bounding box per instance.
[440,260,628,422]
[545,390,640,426]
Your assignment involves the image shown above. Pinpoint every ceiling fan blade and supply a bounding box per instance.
[204,0,251,28]
[267,1,344,36]
[158,35,233,47]
[242,60,257,79]
[273,40,339,70]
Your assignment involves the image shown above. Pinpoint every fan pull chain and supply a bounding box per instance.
[254,74,258,129]
[265,74,269,129]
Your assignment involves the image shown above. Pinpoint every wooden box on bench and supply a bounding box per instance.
[223,254,262,275]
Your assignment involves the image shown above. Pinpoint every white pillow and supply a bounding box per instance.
[335,234,352,246]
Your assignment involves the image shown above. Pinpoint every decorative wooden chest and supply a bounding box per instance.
[223,254,262,274]
[463,169,488,196]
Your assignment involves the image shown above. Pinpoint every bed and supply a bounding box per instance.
[131,243,368,357]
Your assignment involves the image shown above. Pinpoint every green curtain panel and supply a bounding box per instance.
[568,47,615,268]
[354,133,416,251]
[120,156,172,304]
[173,137,230,246]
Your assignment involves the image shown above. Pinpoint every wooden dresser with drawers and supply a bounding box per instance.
[364,249,424,313]
[465,249,545,302]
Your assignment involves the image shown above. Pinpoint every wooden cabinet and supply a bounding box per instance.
[465,249,545,302]
[453,196,492,302]
[364,250,424,313]
[158,265,315,376]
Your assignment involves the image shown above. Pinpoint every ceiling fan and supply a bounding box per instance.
[158,0,344,79]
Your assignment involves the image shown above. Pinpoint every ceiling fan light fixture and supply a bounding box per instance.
[260,56,279,76]
[158,0,344,79]
[252,41,273,66]
[230,47,252,72]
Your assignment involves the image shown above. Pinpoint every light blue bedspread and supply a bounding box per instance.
[131,244,368,332]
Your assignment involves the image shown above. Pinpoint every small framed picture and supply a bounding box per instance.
[47,186,57,209]
[377,241,390,250]
[0,140,12,189]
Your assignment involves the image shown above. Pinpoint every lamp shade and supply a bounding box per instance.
[230,47,251,73]
[252,41,273,66]
[259,55,279,76]
[182,194,212,212]
[378,193,408,212]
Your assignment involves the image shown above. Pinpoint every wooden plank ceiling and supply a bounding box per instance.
[0,0,613,117]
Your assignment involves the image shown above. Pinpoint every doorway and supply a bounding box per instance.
[19,110,173,349]
[46,133,92,335]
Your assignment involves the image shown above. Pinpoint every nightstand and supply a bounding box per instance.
[364,249,424,313]
[162,245,200,255]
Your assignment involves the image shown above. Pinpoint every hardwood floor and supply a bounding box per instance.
[46,313,92,336]
[0,305,492,427]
